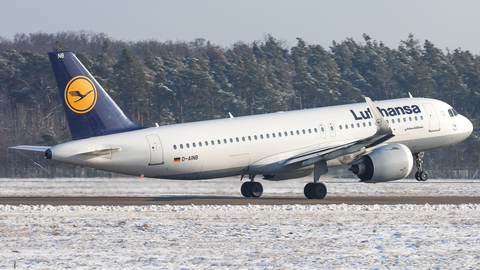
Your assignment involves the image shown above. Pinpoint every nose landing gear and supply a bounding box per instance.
[414,152,429,181]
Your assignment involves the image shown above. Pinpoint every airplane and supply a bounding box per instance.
[10,51,474,199]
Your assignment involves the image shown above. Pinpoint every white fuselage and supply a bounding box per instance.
[49,97,473,180]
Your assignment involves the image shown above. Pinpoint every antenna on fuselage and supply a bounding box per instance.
[408,92,413,98]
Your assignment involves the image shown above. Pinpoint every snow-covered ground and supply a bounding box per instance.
[1,176,480,197]
[1,178,480,269]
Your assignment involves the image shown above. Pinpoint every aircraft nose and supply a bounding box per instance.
[461,115,474,136]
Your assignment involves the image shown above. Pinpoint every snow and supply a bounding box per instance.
[1,177,480,269]
[1,176,480,197]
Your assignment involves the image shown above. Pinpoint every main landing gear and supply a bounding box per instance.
[304,159,328,199]
[241,175,263,198]
[414,152,429,181]
[303,182,327,199]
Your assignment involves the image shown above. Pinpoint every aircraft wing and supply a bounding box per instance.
[283,97,394,167]
[9,145,51,152]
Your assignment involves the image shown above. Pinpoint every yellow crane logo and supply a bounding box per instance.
[64,76,97,113]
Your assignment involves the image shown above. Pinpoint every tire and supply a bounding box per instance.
[241,182,252,197]
[304,183,315,199]
[415,171,421,181]
[420,171,429,181]
[251,182,263,198]
[312,183,327,199]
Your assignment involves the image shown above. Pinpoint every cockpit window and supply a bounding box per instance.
[448,108,459,117]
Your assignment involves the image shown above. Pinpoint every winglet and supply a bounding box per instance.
[365,97,392,135]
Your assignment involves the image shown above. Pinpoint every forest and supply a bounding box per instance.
[1,31,479,179]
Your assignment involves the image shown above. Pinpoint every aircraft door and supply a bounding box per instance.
[319,124,327,139]
[146,134,164,165]
[423,103,440,132]
[328,123,336,137]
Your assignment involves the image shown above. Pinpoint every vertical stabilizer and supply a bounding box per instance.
[48,51,145,140]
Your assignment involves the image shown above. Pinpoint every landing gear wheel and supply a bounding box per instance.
[304,183,315,199]
[241,182,252,197]
[241,182,263,198]
[251,182,263,198]
[304,183,327,199]
[419,171,429,181]
[415,171,420,181]
[414,152,428,182]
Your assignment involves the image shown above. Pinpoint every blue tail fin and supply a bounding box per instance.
[48,51,145,140]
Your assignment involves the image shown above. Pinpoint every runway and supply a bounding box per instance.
[1,196,479,205]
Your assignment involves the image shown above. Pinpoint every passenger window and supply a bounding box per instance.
[211,140,215,145]
[392,119,395,123]
[236,137,239,142]
[223,139,227,144]
[284,131,288,136]
[308,129,312,133]
[362,122,366,127]
[193,143,196,147]
[278,132,282,137]
[205,141,209,146]
[314,128,318,133]
[420,116,424,120]
[290,131,294,135]
[403,118,406,122]
[180,144,184,149]
[242,136,245,141]
[302,129,306,134]
[296,130,300,135]
[266,134,270,139]
[260,134,264,139]
[386,120,389,124]
[186,143,190,148]
[248,136,252,141]
[321,127,325,132]
[330,126,334,131]
[173,145,177,150]
[217,140,221,145]
[339,125,343,130]
[199,142,202,147]
[345,125,348,129]
[397,118,400,123]
[369,122,372,126]
[272,133,275,138]
[254,135,258,140]
[415,116,418,121]
[351,124,354,128]
[409,117,412,121]
[357,123,360,127]
[230,138,233,143]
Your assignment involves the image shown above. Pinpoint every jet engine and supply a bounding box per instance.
[349,143,413,183]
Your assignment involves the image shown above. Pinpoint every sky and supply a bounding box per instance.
[1,0,480,53]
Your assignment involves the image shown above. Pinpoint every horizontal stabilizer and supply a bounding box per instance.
[9,145,50,152]
[78,146,121,155]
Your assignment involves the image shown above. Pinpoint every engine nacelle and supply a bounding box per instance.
[349,143,413,183]
[263,167,313,181]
